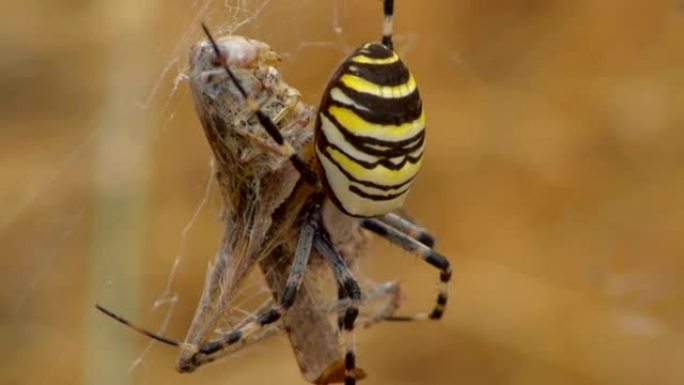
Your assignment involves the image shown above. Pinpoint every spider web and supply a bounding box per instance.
[45,3,684,385]
[12,2,684,385]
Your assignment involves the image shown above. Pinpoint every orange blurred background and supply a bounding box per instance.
[2,1,684,385]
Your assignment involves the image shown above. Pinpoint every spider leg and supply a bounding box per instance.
[200,23,319,185]
[357,281,403,328]
[332,280,402,329]
[361,217,451,321]
[381,211,435,248]
[314,230,362,385]
[381,0,394,50]
[335,281,349,331]
[178,211,318,371]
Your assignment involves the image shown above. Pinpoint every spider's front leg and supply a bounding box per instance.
[314,229,362,385]
[177,207,319,372]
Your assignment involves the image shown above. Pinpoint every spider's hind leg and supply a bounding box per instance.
[381,0,395,50]
[381,211,436,248]
[361,215,451,322]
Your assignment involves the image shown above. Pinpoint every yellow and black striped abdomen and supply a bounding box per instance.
[315,42,424,217]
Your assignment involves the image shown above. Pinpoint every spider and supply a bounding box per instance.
[97,1,451,384]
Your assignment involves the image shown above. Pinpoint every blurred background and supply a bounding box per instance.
[2,0,684,384]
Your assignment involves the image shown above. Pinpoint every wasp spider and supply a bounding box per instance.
[97,1,451,383]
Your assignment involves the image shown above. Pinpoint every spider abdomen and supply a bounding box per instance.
[315,43,425,217]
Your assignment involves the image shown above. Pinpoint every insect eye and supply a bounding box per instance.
[211,56,222,67]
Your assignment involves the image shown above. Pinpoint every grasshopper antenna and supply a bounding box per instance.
[200,22,319,185]
[95,303,183,348]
